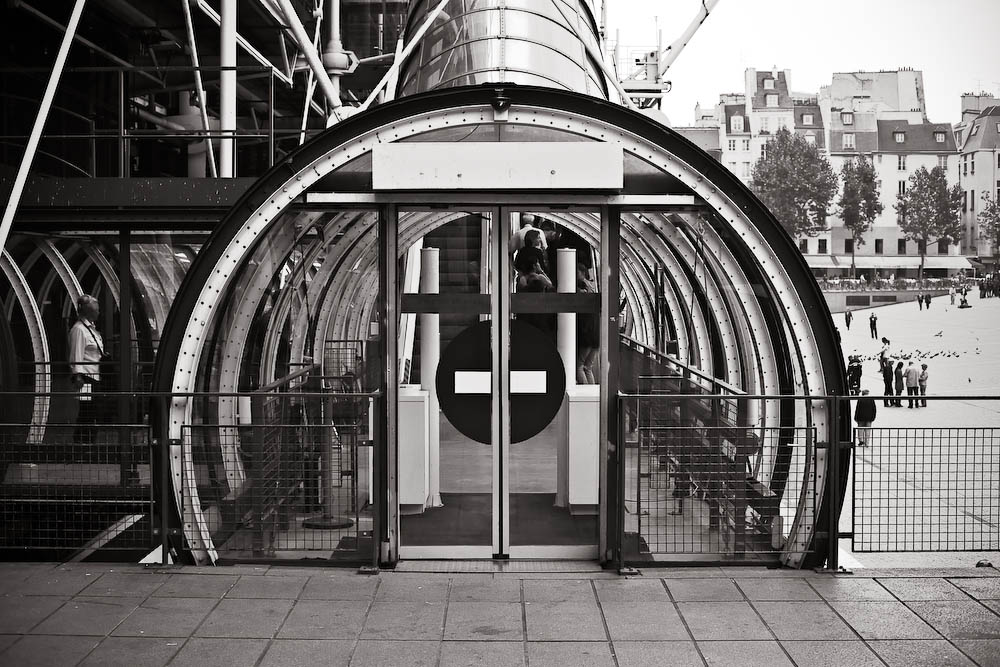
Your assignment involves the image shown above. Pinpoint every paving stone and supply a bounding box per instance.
[0,635,19,653]
[373,577,449,602]
[906,600,1000,639]
[808,577,895,601]
[153,574,238,598]
[612,640,703,667]
[30,596,139,636]
[226,576,307,599]
[949,578,1000,600]
[361,601,445,640]
[79,636,183,667]
[277,600,370,639]
[11,568,103,596]
[259,639,355,667]
[349,639,439,666]
[666,578,743,601]
[523,579,595,602]
[301,574,379,600]
[600,601,689,640]
[868,639,977,666]
[780,640,884,667]
[195,598,293,638]
[169,638,269,667]
[524,600,607,641]
[696,640,794,667]
[0,595,68,633]
[983,599,1000,615]
[953,639,1000,667]
[449,578,522,602]
[676,601,771,640]
[878,577,969,601]
[0,564,56,594]
[439,640,525,667]
[737,578,821,601]
[112,597,217,637]
[828,600,940,639]
[593,578,669,603]
[658,567,727,578]
[526,641,615,667]
[443,601,523,641]
[80,572,170,598]
[0,635,98,667]
[753,601,858,640]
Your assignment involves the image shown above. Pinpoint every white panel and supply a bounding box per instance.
[373,143,623,190]
[455,370,491,394]
[510,370,546,394]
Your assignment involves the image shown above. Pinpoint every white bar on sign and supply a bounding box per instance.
[454,370,491,394]
[510,370,546,394]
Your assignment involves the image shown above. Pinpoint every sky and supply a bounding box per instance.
[605,0,1000,126]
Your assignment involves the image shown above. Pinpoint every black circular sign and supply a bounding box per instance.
[436,320,567,444]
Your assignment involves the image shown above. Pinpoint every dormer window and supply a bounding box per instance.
[934,131,946,143]
[841,112,854,125]
[731,115,744,132]
[893,131,905,143]
[766,94,778,107]
[763,78,775,90]
[803,113,814,125]
[971,124,980,136]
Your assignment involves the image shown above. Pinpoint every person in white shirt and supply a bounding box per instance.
[508,213,548,259]
[68,295,105,430]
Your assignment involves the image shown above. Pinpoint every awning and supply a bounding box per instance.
[828,255,973,270]
[923,256,973,269]
[851,256,920,269]
[803,255,841,268]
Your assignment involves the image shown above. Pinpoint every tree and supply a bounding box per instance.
[894,166,962,280]
[978,192,1000,260]
[837,156,883,277]
[750,127,838,238]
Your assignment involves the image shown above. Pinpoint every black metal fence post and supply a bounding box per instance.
[159,395,170,566]
[827,395,841,571]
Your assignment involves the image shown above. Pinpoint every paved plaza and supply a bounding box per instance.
[1,562,1000,666]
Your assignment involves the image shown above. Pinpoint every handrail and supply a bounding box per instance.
[620,333,745,395]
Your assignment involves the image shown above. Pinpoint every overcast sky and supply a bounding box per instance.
[605,0,1000,126]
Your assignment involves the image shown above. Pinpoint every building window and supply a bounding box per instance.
[963,191,968,212]
[731,115,744,132]
[898,180,906,195]
[805,132,816,145]
[898,239,907,254]
[818,239,828,254]
[766,94,778,107]
[764,78,775,90]
[937,239,949,254]
[971,123,980,136]
[938,155,948,169]
[742,162,751,178]
[964,160,968,176]
[971,158,975,175]
[971,189,975,210]
[844,239,854,254]
[934,131,946,143]
[898,155,906,170]
[842,133,855,150]
[799,238,809,253]
[803,113,814,125]
[875,239,884,254]
[894,131,905,143]
[728,139,737,151]
[917,240,926,254]
[760,117,770,133]
[997,123,1000,133]
[741,139,750,151]
[760,143,767,159]
[841,112,854,125]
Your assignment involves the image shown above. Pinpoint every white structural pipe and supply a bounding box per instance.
[180,0,218,177]
[273,0,342,121]
[197,0,293,86]
[659,0,721,75]
[420,247,443,508]
[220,0,236,177]
[0,0,87,252]
[557,248,577,389]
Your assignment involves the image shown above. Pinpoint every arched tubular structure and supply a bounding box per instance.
[152,84,847,568]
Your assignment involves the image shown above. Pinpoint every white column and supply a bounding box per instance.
[554,248,576,508]
[219,0,236,177]
[420,247,443,507]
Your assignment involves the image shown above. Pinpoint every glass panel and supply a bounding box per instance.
[398,209,493,549]
[507,210,600,549]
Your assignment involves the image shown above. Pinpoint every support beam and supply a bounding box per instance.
[220,0,237,177]
[180,0,219,177]
[659,0,722,75]
[272,0,342,121]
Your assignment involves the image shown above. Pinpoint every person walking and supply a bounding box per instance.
[919,363,929,407]
[893,361,905,407]
[924,293,931,310]
[916,292,924,310]
[845,309,853,330]
[854,389,877,446]
[69,294,107,441]
[881,358,894,407]
[904,361,921,408]
[949,286,956,305]
[869,312,878,339]
[847,355,862,395]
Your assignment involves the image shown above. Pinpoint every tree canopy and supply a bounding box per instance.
[894,166,962,278]
[978,192,1000,258]
[750,127,838,237]
[836,156,883,276]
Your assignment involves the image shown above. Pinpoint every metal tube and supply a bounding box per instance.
[180,0,218,177]
[659,0,722,74]
[220,0,236,177]
[0,0,88,252]
[272,0,342,119]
